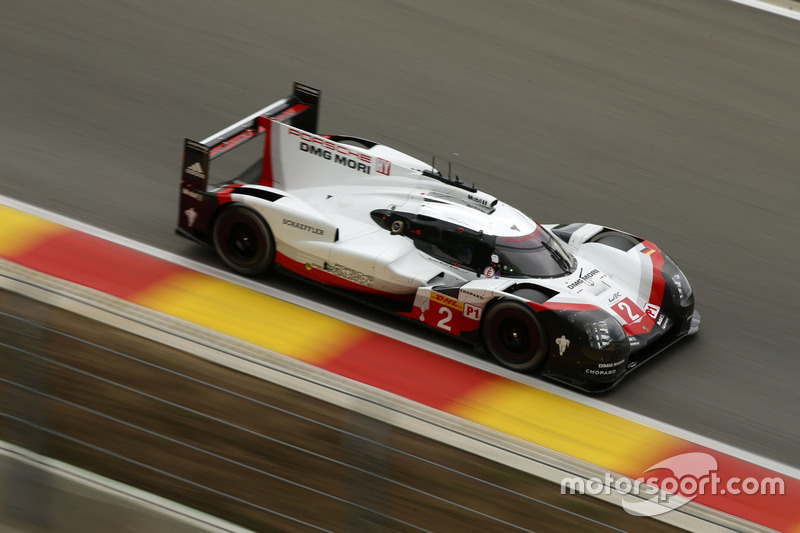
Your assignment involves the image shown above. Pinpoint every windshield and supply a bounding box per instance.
[493,226,575,278]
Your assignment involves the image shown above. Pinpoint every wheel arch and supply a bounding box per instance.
[480,296,551,372]
[212,202,277,276]
[209,200,273,248]
[588,230,643,252]
[481,292,557,342]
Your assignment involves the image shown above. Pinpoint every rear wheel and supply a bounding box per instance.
[482,300,548,372]
[213,205,275,276]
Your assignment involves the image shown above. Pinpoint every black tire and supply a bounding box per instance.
[213,205,275,276]
[482,300,548,372]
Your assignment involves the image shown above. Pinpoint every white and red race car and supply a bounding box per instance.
[177,83,699,392]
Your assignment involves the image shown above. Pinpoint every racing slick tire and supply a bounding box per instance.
[482,300,548,372]
[213,205,275,276]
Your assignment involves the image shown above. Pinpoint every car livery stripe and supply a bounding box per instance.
[274,251,409,300]
[270,103,310,124]
[632,239,665,336]
[207,124,266,159]
[0,202,797,531]
[259,116,274,187]
[216,186,236,206]
[528,301,599,312]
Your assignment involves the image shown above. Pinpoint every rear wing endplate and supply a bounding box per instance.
[178,82,319,242]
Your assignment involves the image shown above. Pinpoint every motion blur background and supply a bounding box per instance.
[1,0,799,530]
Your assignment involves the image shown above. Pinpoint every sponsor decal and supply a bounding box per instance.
[597,359,625,369]
[611,298,646,324]
[327,263,373,287]
[431,291,463,310]
[181,187,204,202]
[290,128,371,157]
[282,218,324,236]
[209,126,265,158]
[467,194,490,207]
[460,289,487,301]
[585,368,616,375]
[299,142,371,175]
[567,268,601,290]
[608,291,622,303]
[300,142,332,160]
[290,127,375,175]
[483,266,496,278]
[644,302,660,320]
[271,103,309,123]
[376,158,391,176]
[184,208,197,228]
[555,335,570,356]
[184,162,205,179]
[464,303,482,320]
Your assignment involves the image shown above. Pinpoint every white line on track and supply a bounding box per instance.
[2,193,799,482]
[731,0,800,20]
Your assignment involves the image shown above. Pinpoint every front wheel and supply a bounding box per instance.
[213,205,275,276]
[482,300,548,372]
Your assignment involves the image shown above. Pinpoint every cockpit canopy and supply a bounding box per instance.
[494,226,575,277]
[371,209,575,278]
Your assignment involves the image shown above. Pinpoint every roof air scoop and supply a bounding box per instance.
[425,189,498,214]
[463,190,498,213]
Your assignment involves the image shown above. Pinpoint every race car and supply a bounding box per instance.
[177,82,700,392]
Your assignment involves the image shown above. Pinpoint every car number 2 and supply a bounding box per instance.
[611,298,644,323]
[437,307,453,331]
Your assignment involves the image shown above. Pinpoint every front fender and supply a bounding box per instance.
[539,307,630,386]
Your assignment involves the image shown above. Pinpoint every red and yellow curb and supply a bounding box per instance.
[0,204,796,531]
[448,379,686,476]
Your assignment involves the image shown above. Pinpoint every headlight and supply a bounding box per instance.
[671,272,693,306]
[584,318,625,350]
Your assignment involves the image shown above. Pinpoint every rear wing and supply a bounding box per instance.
[202,82,320,160]
[181,82,320,192]
[177,82,320,243]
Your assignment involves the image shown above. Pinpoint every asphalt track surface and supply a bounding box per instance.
[2,0,799,473]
